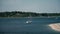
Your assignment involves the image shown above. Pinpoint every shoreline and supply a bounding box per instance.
[49,23,60,32]
[0,16,60,18]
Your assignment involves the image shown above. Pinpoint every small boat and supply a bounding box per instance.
[25,13,32,24]
[26,21,32,24]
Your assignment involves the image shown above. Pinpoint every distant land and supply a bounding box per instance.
[0,11,60,17]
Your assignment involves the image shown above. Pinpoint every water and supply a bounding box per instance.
[0,17,60,34]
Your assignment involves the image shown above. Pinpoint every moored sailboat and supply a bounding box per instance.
[26,13,32,24]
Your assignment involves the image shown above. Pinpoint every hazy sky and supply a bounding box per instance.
[0,0,60,13]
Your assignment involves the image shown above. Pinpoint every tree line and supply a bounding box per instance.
[0,11,60,17]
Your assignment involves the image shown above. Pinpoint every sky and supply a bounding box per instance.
[0,0,60,13]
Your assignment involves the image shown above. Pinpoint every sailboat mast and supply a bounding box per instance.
[29,13,31,21]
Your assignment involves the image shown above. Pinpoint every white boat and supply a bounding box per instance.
[26,14,32,24]
[26,20,32,24]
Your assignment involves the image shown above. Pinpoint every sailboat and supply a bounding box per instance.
[47,13,50,18]
[26,13,32,24]
[55,13,58,19]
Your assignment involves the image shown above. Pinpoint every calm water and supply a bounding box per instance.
[0,17,60,34]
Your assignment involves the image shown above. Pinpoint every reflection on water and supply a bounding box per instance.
[0,17,60,34]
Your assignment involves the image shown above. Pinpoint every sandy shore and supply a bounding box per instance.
[49,23,60,32]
